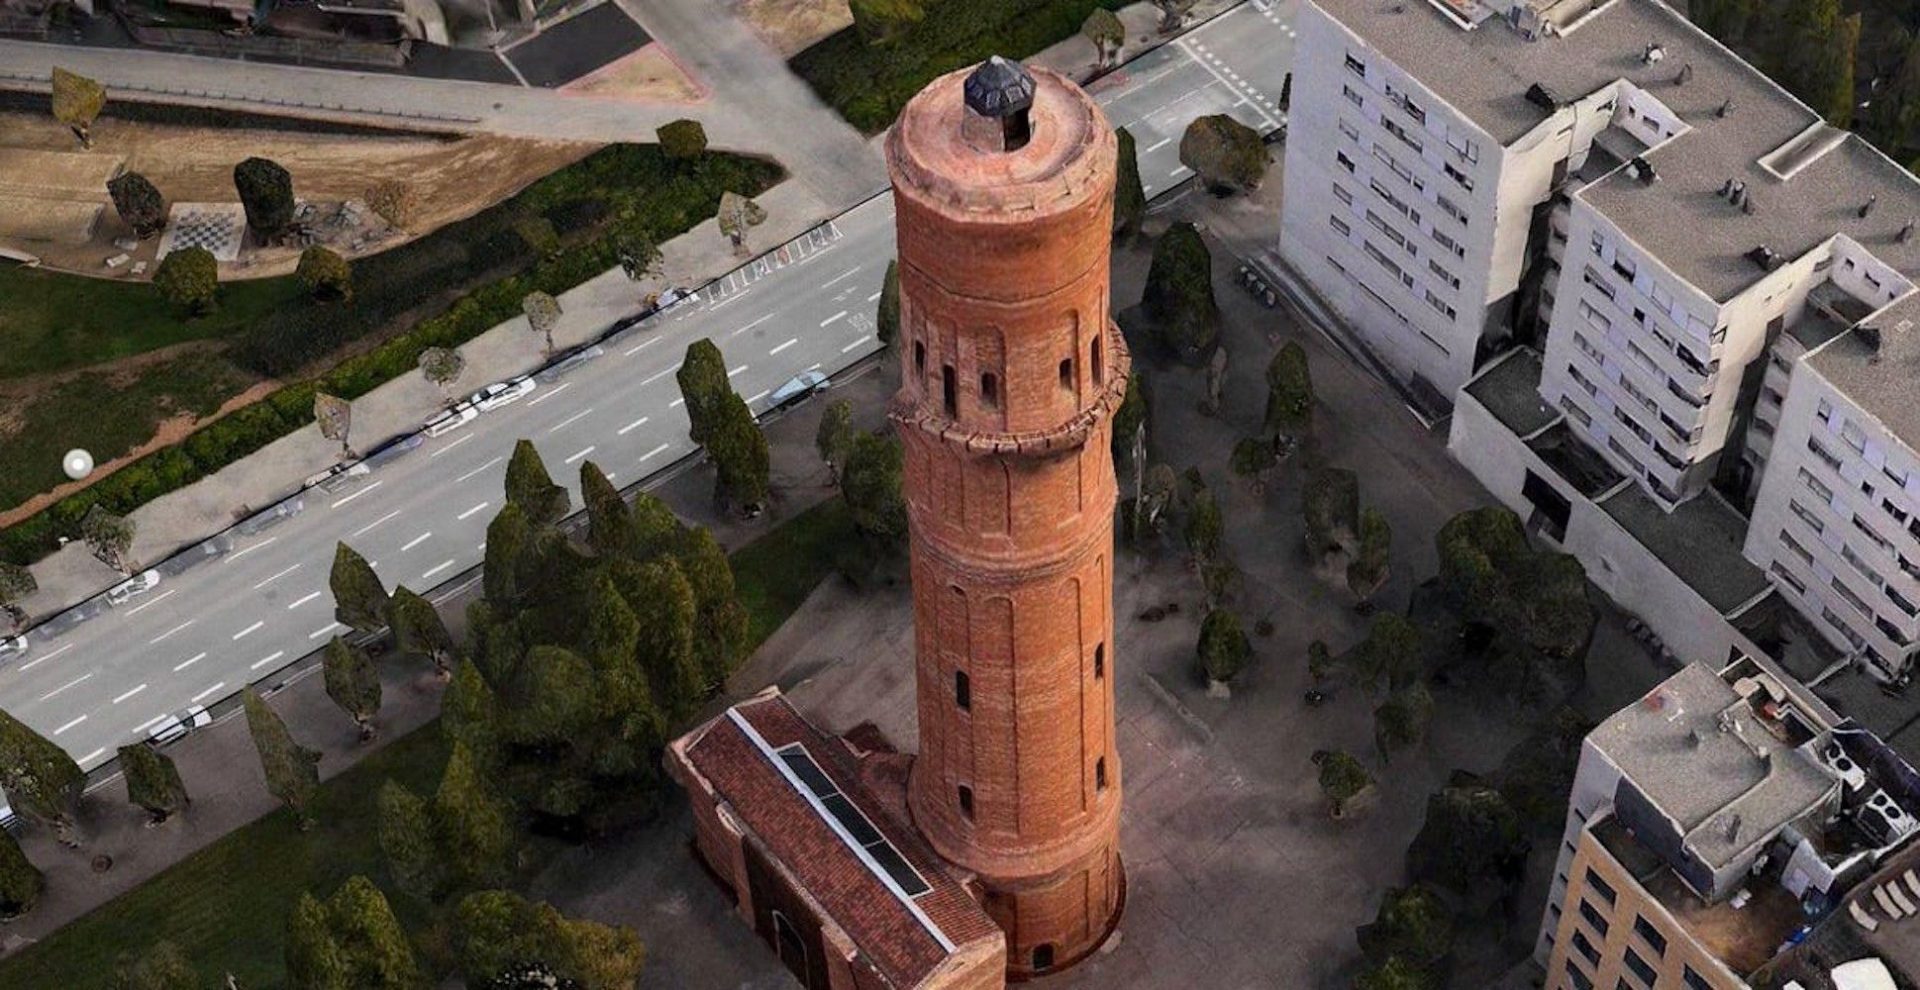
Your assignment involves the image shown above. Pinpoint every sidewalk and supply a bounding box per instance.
[0,362,888,956]
[14,178,836,624]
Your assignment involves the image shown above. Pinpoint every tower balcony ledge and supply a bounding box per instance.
[889,326,1132,457]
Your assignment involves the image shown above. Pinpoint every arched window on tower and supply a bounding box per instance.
[980,372,999,409]
[1096,756,1108,790]
[1059,357,1074,391]
[1094,643,1105,680]
[955,669,971,710]
[1091,334,1104,384]
[942,365,958,417]
[958,784,975,820]
[914,340,926,378]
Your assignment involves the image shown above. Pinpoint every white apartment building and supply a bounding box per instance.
[1286,0,1920,682]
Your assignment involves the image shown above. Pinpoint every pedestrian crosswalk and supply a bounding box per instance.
[703,220,846,305]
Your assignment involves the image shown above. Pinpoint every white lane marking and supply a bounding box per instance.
[288,591,322,610]
[400,532,433,552]
[253,564,301,590]
[821,311,848,327]
[251,651,286,671]
[728,365,747,378]
[640,443,671,462]
[226,538,278,563]
[640,364,681,386]
[19,643,73,672]
[606,471,618,481]
[191,682,226,704]
[422,560,456,581]
[331,481,384,509]
[351,509,402,537]
[457,501,490,521]
[40,673,91,701]
[618,416,650,436]
[728,314,774,338]
[547,408,594,433]
[842,335,873,353]
[1170,167,1189,177]
[526,381,573,406]
[807,363,822,372]
[770,338,798,355]
[53,715,86,736]
[79,748,103,766]
[822,266,861,288]
[624,337,661,357]
[456,457,503,484]
[309,622,343,640]
[232,621,265,640]
[125,589,178,616]
[565,446,596,464]
[747,390,769,405]
[173,652,207,672]
[150,621,194,645]
[430,434,476,458]
[1146,137,1173,152]
[867,291,882,302]
[112,683,147,705]
[669,397,685,408]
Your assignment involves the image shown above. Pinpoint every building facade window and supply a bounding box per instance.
[1586,869,1616,905]
[1623,947,1657,986]
[955,670,970,710]
[1577,899,1609,936]
[958,784,974,819]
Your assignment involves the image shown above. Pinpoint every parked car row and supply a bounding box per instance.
[425,374,539,439]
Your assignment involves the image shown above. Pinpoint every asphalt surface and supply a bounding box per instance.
[503,2,651,89]
[0,1,1301,771]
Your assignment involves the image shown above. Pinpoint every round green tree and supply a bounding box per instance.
[153,247,218,314]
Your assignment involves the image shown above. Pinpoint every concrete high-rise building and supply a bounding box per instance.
[887,55,1129,979]
[669,55,1127,989]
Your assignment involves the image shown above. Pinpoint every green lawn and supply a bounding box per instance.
[0,498,852,988]
[0,262,299,381]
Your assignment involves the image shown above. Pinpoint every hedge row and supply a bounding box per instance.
[790,0,1128,134]
[0,146,783,566]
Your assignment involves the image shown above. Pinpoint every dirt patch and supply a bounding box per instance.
[0,112,596,277]
[0,374,278,528]
[561,44,706,102]
[735,0,851,57]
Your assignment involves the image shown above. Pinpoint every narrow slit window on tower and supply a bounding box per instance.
[1059,357,1074,390]
[958,784,974,820]
[1094,643,1105,680]
[914,340,926,377]
[1096,756,1108,790]
[980,372,999,409]
[955,669,971,710]
[942,365,958,416]
[1091,335,1104,384]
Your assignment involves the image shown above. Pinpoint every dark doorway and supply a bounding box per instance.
[1521,469,1572,542]
[774,911,811,987]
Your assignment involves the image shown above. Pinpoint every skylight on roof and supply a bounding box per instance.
[777,744,933,898]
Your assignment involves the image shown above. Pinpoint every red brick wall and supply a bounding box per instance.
[887,62,1128,979]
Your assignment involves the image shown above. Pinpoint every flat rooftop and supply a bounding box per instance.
[1589,663,1836,871]
[1806,299,1920,454]
[1312,0,1920,308]
[1598,484,1769,614]
[1465,347,1557,435]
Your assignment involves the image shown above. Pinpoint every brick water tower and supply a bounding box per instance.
[886,56,1129,979]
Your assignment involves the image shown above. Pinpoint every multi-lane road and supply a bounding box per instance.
[0,1,1301,769]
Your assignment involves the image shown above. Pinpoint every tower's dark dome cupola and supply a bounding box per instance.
[964,56,1036,151]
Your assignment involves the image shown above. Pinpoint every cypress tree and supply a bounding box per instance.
[377,780,441,901]
[389,587,455,676]
[330,542,390,637]
[675,527,748,687]
[707,395,771,513]
[442,659,502,768]
[676,339,731,446]
[243,689,321,830]
[482,502,531,607]
[504,440,569,527]
[285,892,348,990]
[0,824,43,919]
[1264,341,1314,440]
[324,876,424,989]
[876,261,901,347]
[626,560,703,717]
[433,743,513,891]
[1114,127,1147,238]
[118,743,190,824]
[628,491,684,561]
[0,707,85,846]
[106,171,168,240]
[233,156,295,238]
[581,462,636,559]
[322,636,382,739]
[111,940,199,990]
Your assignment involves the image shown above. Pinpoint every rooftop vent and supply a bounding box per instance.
[1747,245,1778,270]
[1723,813,1742,844]
[1624,156,1658,185]
[1525,82,1561,110]
[1674,62,1693,86]
[1717,97,1735,118]
[1861,195,1879,219]
[1860,324,1883,352]
[1900,220,1915,244]
[1643,42,1666,65]
[964,56,1036,152]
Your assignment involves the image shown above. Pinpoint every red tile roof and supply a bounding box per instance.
[680,693,999,987]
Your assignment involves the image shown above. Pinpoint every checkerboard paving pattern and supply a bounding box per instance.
[157,202,247,263]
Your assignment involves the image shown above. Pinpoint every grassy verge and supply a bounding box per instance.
[0,265,298,381]
[790,0,1125,133]
[0,146,784,565]
[0,498,852,988]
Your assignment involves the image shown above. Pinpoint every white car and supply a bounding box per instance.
[0,636,25,663]
[147,705,213,746]
[424,403,479,438]
[106,570,162,606]
[304,461,370,492]
[469,376,537,413]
